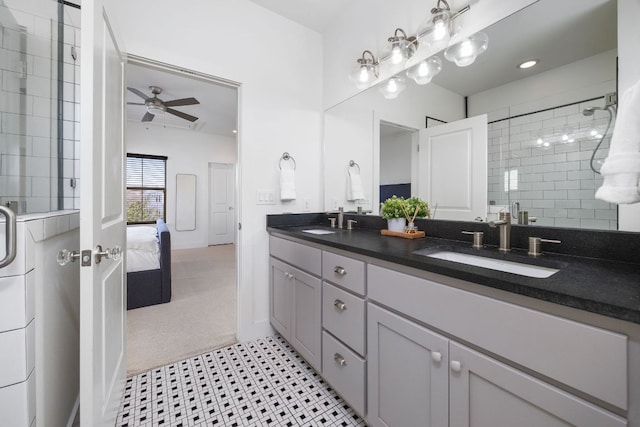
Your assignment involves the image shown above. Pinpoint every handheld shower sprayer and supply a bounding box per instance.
[581,103,617,174]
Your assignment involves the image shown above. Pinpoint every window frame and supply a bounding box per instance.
[126,153,168,225]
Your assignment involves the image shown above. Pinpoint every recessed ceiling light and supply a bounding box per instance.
[518,59,539,69]
[232,129,237,134]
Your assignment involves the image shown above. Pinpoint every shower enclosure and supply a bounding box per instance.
[0,0,81,215]
[487,94,618,230]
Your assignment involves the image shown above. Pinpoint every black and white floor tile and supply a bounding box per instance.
[117,335,367,426]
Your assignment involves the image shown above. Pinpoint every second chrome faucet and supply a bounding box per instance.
[489,212,511,252]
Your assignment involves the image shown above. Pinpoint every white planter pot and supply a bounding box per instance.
[387,218,406,232]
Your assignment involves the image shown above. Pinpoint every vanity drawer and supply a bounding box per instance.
[322,251,365,295]
[322,282,365,355]
[269,236,321,276]
[322,331,366,417]
[368,264,628,410]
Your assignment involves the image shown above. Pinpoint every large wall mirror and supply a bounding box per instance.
[324,0,619,231]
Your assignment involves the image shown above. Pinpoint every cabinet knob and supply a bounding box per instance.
[450,360,462,373]
[431,351,442,363]
[334,353,347,366]
[334,299,347,311]
[334,266,347,276]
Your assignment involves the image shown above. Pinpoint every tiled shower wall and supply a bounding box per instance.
[0,0,80,214]
[488,99,617,230]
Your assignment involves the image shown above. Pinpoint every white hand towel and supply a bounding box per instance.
[595,80,640,204]
[347,173,365,201]
[280,169,296,201]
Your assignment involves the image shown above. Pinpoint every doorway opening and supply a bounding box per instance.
[124,56,240,375]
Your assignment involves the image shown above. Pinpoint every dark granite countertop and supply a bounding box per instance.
[267,217,640,325]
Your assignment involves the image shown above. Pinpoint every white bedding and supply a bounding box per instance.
[127,226,160,273]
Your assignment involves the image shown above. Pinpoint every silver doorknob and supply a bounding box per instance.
[334,266,347,276]
[334,353,347,366]
[57,249,81,266]
[94,245,122,264]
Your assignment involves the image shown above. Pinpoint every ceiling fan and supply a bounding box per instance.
[127,86,200,122]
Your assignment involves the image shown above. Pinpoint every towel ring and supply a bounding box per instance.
[348,160,360,176]
[279,152,296,170]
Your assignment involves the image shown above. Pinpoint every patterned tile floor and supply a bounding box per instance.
[117,335,367,426]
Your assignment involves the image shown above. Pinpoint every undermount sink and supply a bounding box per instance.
[419,250,560,278]
[302,229,336,235]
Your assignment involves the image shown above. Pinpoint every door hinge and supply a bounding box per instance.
[238,222,242,230]
[417,144,420,152]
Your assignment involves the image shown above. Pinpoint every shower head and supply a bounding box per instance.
[582,104,616,116]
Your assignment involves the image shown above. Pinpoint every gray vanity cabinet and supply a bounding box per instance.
[269,237,322,371]
[449,342,627,427]
[367,303,449,427]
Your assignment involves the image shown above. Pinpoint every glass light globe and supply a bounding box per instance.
[417,9,452,52]
[406,56,442,85]
[379,76,406,100]
[349,52,378,90]
[444,32,489,67]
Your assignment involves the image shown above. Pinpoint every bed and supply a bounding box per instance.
[126,219,172,310]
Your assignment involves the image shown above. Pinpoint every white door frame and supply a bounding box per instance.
[124,54,242,334]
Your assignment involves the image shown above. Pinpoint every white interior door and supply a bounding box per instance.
[80,3,127,425]
[209,163,235,245]
[417,115,488,221]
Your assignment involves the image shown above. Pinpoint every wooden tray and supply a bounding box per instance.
[380,229,426,239]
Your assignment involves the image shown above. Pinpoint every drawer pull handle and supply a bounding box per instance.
[334,299,347,311]
[450,360,462,373]
[334,266,347,276]
[431,351,442,363]
[334,353,347,366]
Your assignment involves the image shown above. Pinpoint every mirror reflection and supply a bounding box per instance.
[323,0,618,230]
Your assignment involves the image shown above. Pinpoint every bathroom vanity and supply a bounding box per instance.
[268,213,640,427]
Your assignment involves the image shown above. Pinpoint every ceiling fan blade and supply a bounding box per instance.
[163,97,200,107]
[142,112,155,122]
[127,87,149,100]
[166,108,198,122]
[127,102,145,106]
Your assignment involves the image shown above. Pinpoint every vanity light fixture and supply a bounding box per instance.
[379,75,406,99]
[350,50,380,90]
[383,28,417,67]
[518,59,539,69]
[444,31,488,67]
[416,0,470,52]
[406,55,442,85]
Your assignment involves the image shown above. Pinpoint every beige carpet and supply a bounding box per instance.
[126,244,237,375]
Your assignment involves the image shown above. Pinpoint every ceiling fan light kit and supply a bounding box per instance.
[127,85,201,123]
[349,0,486,99]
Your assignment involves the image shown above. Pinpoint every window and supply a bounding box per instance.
[126,153,167,224]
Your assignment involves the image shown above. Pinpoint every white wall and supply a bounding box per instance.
[127,122,236,249]
[468,50,617,119]
[380,130,413,185]
[322,0,537,109]
[108,0,323,340]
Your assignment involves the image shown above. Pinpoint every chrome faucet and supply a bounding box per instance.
[337,206,344,229]
[489,212,511,252]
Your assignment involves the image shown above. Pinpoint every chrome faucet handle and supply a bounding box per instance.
[528,237,561,257]
[329,217,336,228]
[461,231,483,249]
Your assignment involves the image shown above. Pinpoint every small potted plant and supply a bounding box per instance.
[381,196,431,233]
[380,195,408,232]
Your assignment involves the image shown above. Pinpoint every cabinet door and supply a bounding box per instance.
[367,303,448,427]
[291,265,322,371]
[269,257,291,340]
[449,342,627,427]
